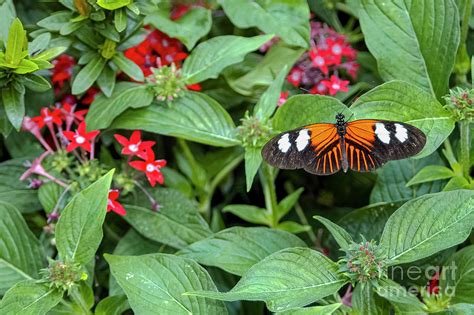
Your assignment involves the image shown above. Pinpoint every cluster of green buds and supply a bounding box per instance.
[339,239,389,285]
[76,160,106,184]
[421,287,451,313]
[147,64,186,103]
[40,259,88,292]
[237,112,273,148]
[444,87,474,120]
[49,150,73,173]
[114,172,136,195]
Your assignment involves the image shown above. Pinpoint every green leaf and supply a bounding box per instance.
[440,245,474,303]
[114,8,127,32]
[0,202,45,294]
[2,84,25,130]
[96,65,116,97]
[145,7,212,50]
[106,253,228,314]
[71,55,107,95]
[254,66,288,122]
[31,46,67,61]
[28,32,51,55]
[37,11,72,31]
[123,188,212,249]
[86,82,153,130]
[380,190,474,265]
[375,279,426,313]
[275,221,311,234]
[5,18,25,66]
[0,158,41,212]
[22,74,51,92]
[55,171,114,264]
[187,248,347,312]
[12,59,40,74]
[160,168,193,198]
[222,204,271,225]
[97,0,131,10]
[277,188,304,221]
[359,0,460,99]
[314,215,353,250]
[111,91,240,147]
[112,52,144,82]
[0,1,15,46]
[245,146,262,192]
[272,95,347,132]
[276,303,342,315]
[444,175,471,191]
[182,35,274,84]
[178,227,306,276]
[0,280,63,314]
[351,81,455,158]
[352,283,378,315]
[225,43,304,96]
[218,0,310,48]
[95,295,129,315]
[407,165,455,186]
[370,152,445,203]
[38,182,62,214]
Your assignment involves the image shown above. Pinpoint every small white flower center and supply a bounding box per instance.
[165,54,173,63]
[162,39,169,47]
[146,164,155,172]
[332,44,342,55]
[128,144,139,152]
[292,72,300,80]
[315,56,324,66]
[317,83,326,92]
[75,136,85,144]
[332,83,340,90]
[44,115,52,122]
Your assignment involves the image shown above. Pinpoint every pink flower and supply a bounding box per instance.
[287,67,304,87]
[32,108,63,129]
[20,151,67,187]
[310,81,329,95]
[62,121,100,152]
[321,75,349,95]
[309,49,333,75]
[114,130,155,159]
[278,91,289,107]
[107,190,126,216]
[129,148,166,187]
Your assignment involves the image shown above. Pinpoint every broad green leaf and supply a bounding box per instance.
[218,0,310,48]
[380,190,474,265]
[96,65,116,97]
[351,81,455,157]
[0,280,63,315]
[222,204,271,226]
[182,35,274,84]
[38,182,62,214]
[272,95,347,132]
[187,248,347,312]
[123,188,212,249]
[71,55,107,95]
[277,187,304,221]
[12,59,40,74]
[112,52,144,82]
[22,74,51,92]
[275,221,310,234]
[440,245,474,303]
[28,33,51,55]
[0,1,15,45]
[178,227,306,276]
[370,152,445,203]
[245,146,262,192]
[97,0,131,10]
[111,91,240,147]
[375,279,426,314]
[0,202,45,294]
[445,303,474,314]
[55,171,114,264]
[114,8,127,32]
[95,295,129,315]
[444,175,472,191]
[2,84,25,130]
[0,158,41,212]
[225,43,304,96]
[359,0,460,99]
[5,18,25,66]
[37,11,72,31]
[352,283,378,315]
[314,216,353,250]
[407,165,455,186]
[145,7,212,50]
[277,303,342,315]
[109,229,167,296]
[106,253,228,315]
[86,82,153,130]
[160,168,193,198]
[31,46,67,61]
[254,66,288,122]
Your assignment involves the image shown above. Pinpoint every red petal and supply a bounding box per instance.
[129,160,147,172]
[130,130,142,144]
[114,134,129,147]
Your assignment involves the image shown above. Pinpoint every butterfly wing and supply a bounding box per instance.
[261,123,342,175]
[345,119,426,172]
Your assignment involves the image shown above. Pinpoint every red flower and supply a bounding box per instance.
[170,4,191,20]
[325,38,356,64]
[107,190,126,216]
[81,87,99,105]
[287,67,304,87]
[427,271,440,295]
[309,49,333,74]
[278,91,289,107]
[310,81,329,95]
[340,61,360,79]
[186,84,202,91]
[321,75,349,95]
[114,130,155,159]
[62,121,100,152]
[51,54,75,92]
[32,108,63,128]
[129,148,166,187]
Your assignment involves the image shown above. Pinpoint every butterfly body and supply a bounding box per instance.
[262,114,426,175]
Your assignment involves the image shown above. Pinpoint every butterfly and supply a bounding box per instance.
[261,113,426,175]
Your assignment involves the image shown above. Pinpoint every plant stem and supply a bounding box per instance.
[284,182,317,244]
[260,163,279,228]
[459,120,471,178]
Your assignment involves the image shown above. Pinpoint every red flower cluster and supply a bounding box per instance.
[51,54,75,94]
[114,131,167,187]
[427,271,440,295]
[283,22,359,99]
[107,190,126,216]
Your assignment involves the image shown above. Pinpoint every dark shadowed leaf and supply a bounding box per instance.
[440,245,474,304]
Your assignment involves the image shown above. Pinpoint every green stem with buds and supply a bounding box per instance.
[459,120,471,178]
[260,163,279,228]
